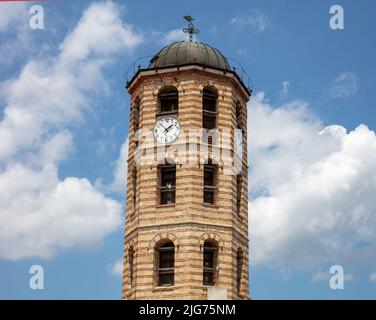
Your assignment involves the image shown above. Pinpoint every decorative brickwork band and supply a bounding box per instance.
[148,232,180,251]
[198,232,224,251]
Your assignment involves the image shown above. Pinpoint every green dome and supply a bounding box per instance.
[149,41,231,71]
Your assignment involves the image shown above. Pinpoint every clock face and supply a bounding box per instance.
[153,117,181,144]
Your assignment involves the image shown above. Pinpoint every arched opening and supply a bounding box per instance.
[155,240,175,287]
[158,159,176,205]
[158,86,179,115]
[202,87,218,144]
[133,97,140,146]
[203,239,218,286]
[128,246,134,287]
[203,160,218,205]
[236,248,244,294]
[235,100,243,130]
[132,166,138,213]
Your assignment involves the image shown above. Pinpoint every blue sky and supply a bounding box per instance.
[0,0,376,299]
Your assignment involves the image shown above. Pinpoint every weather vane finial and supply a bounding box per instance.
[183,16,199,42]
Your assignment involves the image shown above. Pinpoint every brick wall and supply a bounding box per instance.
[123,67,250,300]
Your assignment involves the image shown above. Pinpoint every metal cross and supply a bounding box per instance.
[182,16,199,42]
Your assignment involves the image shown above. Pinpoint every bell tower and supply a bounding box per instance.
[122,18,251,300]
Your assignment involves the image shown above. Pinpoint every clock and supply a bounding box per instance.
[153,117,181,144]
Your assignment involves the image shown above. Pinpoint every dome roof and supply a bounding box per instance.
[149,41,231,71]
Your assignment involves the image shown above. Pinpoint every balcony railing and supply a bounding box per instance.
[124,55,253,93]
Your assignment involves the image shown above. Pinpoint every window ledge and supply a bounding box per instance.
[156,112,178,117]
[203,203,219,209]
[153,286,175,292]
[156,204,176,208]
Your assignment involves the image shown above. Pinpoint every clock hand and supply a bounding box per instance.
[157,123,167,131]
[165,124,173,132]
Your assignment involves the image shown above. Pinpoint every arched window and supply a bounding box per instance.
[203,240,218,286]
[237,248,244,294]
[133,98,140,146]
[132,166,138,213]
[236,174,242,214]
[128,247,134,287]
[202,88,217,144]
[158,160,176,205]
[155,240,175,286]
[203,161,218,205]
[158,86,179,115]
[235,101,243,130]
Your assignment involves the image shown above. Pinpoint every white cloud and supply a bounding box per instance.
[0,3,28,32]
[249,92,376,271]
[369,273,376,282]
[110,136,129,193]
[330,72,359,98]
[0,3,37,68]
[0,1,142,162]
[280,80,290,98]
[59,1,142,64]
[40,130,74,165]
[162,28,187,44]
[94,134,129,195]
[108,258,123,277]
[0,167,122,260]
[151,28,188,45]
[0,1,142,260]
[230,12,268,32]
